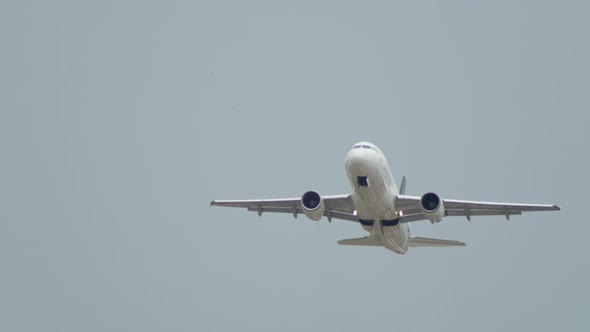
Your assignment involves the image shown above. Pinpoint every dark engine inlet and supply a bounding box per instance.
[302,191,321,210]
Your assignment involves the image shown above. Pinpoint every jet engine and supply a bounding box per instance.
[420,192,445,223]
[301,191,325,221]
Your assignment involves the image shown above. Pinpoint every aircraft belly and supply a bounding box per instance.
[350,168,397,220]
[352,189,396,220]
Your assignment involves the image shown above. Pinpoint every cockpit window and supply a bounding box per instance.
[361,145,371,149]
[353,145,361,149]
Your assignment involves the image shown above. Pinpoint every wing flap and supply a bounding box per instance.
[446,209,523,217]
[245,207,359,222]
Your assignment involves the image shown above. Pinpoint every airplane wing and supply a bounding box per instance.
[395,195,561,223]
[210,194,358,222]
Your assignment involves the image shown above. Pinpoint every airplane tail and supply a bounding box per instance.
[399,176,406,195]
[408,236,466,247]
[337,236,381,246]
[338,236,465,248]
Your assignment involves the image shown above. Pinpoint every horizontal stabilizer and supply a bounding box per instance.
[337,236,381,247]
[409,236,466,247]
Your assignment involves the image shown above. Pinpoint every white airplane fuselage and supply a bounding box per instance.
[345,142,409,254]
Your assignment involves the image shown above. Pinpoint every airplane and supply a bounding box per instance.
[211,142,561,254]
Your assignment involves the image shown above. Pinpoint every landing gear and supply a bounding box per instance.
[357,176,368,187]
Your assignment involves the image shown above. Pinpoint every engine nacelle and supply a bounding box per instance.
[301,191,325,221]
[420,192,445,223]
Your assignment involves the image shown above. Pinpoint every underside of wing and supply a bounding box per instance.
[396,195,560,223]
[210,194,358,222]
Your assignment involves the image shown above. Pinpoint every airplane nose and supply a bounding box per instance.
[346,147,371,174]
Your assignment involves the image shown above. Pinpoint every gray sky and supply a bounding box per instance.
[1,1,589,331]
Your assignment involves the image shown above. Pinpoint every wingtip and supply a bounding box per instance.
[210,200,216,207]
[553,204,561,211]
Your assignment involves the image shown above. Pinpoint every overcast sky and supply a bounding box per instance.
[1,1,589,331]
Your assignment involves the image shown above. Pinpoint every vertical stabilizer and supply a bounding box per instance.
[399,176,406,195]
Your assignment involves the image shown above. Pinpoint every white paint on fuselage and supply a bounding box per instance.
[345,142,409,254]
